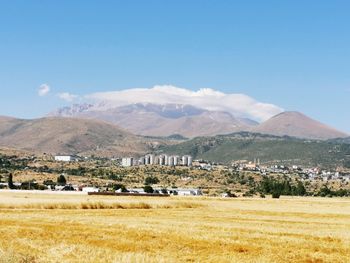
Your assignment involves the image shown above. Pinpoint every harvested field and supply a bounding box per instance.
[0,191,349,262]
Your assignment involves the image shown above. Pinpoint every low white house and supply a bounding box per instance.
[125,188,202,196]
[54,155,77,162]
[168,188,202,196]
[82,187,99,193]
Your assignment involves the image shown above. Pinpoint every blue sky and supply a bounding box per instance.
[0,0,349,132]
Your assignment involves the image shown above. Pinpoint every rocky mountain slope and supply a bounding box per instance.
[252,111,348,140]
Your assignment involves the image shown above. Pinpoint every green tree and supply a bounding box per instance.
[144,176,159,185]
[8,173,15,189]
[113,184,128,192]
[295,181,306,196]
[57,174,67,185]
[143,185,154,193]
[272,191,281,198]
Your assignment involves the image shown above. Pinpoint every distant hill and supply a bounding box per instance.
[252,111,348,140]
[159,132,350,168]
[49,103,258,138]
[0,116,158,156]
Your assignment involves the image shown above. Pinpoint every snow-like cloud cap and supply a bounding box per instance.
[58,92,78,102]
[86,85,283,122]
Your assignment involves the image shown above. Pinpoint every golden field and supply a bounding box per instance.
[0,192,349,263]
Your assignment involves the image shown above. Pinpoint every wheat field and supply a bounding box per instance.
[0,192,349,263]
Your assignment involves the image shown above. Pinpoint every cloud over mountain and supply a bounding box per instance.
[85,85,283,122]
[58,92,78,102]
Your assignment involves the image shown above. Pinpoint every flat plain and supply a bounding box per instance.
[0,191,349,263]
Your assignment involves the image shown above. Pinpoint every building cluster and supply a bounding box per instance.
[124,188,202,196]
[52,155,350,184]
[121,154,193,167]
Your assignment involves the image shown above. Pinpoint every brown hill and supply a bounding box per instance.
[252,111,348,140]
[0,116,153,156]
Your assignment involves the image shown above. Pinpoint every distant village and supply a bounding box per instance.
[55,154,193,167]
[1,152,349,197]
[54,154,350,182]
[51,154,350,193]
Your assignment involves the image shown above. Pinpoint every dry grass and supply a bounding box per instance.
[0,192,202,210]
[0,201,153,210]
[0,192,349,262]
[0,201,203,210]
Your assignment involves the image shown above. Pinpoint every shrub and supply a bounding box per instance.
[243,192,253,197]
[143,185,154,193]
[57,174,67,185]
[224,191,237,197]
[37,184,48,190]
[113,184,127,192]
[43,180,55,186]
[144,176,159,185]
[272,192,281,199]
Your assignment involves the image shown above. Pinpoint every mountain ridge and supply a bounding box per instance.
[49,103,347,140]
[49,103,258,138]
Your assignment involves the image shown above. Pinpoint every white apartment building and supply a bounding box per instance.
[121,157,133,167]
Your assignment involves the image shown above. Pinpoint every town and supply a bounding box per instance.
[1,150,349,198]
[119,154,193,167]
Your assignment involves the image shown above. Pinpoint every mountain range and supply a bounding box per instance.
[49,102,348,140]
[49,103,258,138]
[0,100,348,165]
[0,113,349,167]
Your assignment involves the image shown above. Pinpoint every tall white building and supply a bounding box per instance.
[144,155,150,165]
[121,157,133,167]
[144,154,155,165]
[187,156,193,166]
[139,157,145,165]
[182,155,193,166]
[174,156,180,166]
[149,154,155,165]
[168,156,175,166]
[182,155,188,166]
[159,155,166,166]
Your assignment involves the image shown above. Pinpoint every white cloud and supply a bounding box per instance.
[58,92,78,102]
[85,85,284,122]
[38,84,50,96]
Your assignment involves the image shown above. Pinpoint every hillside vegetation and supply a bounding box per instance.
[160,132,350,168]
